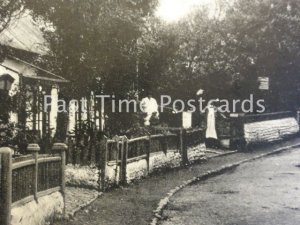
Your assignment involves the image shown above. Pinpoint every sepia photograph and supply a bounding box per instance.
[0,0,300,225]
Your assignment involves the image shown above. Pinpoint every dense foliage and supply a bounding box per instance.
[146,0,300,111]
[2,0,300,136]
[0,0,24,33]
[25,0,158,99]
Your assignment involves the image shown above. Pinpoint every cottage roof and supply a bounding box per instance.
[0,11,68,83]
[0,11,49,55]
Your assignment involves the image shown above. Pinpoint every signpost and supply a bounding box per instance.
[182,111,192,129]
[258,77,269,90]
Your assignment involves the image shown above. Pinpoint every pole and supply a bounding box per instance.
[180,129,189,166]
[0,148,13,225]
[52,143,67,216]
[27,144,40,202]
[120,136,128,185]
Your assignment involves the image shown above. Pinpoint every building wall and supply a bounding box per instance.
[0,58,59,137]
[0,59,21,97]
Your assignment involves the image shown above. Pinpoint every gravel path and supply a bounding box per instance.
[65,187,100,219]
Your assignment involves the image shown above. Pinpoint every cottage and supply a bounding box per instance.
[0,11,68,146]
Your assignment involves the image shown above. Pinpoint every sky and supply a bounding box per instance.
[156,0,217,22]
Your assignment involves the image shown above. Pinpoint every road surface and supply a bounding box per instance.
[161,149,300,225]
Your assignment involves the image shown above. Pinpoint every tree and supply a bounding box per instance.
[138,6,237,102]
[26,0,158,98]
[0,0,24,33]
[144,0,300,112]
[222,0,300,111]
[23,0,159,135]
[0,0,25,61]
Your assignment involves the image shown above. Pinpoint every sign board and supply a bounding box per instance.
[258,77,269,90]
[182,112,192,129]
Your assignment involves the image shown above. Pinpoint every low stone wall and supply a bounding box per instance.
[244,117,299,144]
[65,145,206,188]
[149,150,182,173]
[11,192,64,225]
[126,159,148,182]
[187,144,206,162]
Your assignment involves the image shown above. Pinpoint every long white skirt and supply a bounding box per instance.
[206,107,217,139]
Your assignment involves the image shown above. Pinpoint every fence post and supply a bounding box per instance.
[180,129,189,166]
[162,134,168,154]
[120,136,128,185]
[230,115,243,150]
[52,143,67,216]
[100,137,107,192]
[112,136,120,185]
[297,110,300,126]
[0,147,13,225]
[146,136,151,174]
[66,135,75,165]
[27,144,40,202]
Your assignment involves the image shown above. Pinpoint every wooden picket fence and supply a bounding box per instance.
[0,127,204,225]
[100,128,204,189]
[66,127,204,165]
[0,143,66,225]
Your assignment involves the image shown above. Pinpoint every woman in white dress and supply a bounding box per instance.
[140,93,159,126]
[205,102,219,149]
